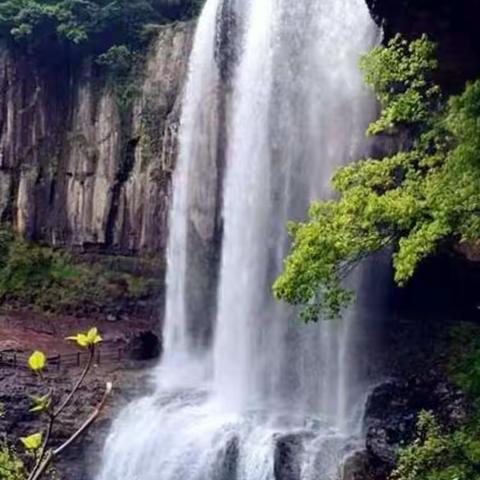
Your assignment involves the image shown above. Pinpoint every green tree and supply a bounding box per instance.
[0,0,203,61]
[274,35,480,320]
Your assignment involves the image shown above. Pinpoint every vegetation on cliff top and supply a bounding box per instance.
[274,35,480,320]
[0,0,203,62]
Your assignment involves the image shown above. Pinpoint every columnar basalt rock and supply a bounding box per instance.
[0,21,194,255]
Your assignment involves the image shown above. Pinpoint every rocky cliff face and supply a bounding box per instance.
[0,21,194,255]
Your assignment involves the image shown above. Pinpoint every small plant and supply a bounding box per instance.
[0,440,25,480]
[7,327,113,480]
[96,45,132,71]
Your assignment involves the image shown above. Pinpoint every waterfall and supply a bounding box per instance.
[97,1,381,479]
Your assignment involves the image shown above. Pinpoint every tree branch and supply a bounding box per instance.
[29,382,112,480]
[26,413,54,480]
[53,347,94,418]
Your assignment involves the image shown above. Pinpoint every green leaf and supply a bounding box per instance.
[28,351,46,371]
[20,433,42,450]
[28,393,51,413]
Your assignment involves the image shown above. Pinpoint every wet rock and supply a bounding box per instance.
[342,450,370,480]
[363,374,467,479]
[213,435,239,480]
[364,380,416,469]
[274,433,304,480]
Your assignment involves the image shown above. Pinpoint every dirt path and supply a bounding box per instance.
[0,308,158,357]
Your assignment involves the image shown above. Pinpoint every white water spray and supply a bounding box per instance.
[98,1,380,479]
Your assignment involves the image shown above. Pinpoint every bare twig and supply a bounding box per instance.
[53,347,94,418]
[29,382,112,480]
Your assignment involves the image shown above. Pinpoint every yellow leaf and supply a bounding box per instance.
[77,334,89,347]
[87,327,102,345]
[20,433,42,450]
[66,328,102,348]
[28,351,46,372]
[66,333,89,348]
[86,328,97,343]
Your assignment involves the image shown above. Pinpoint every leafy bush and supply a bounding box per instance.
[0,229,159,315]
[0,237,80,304]
[96,44,132,71]
[274,35,480,320]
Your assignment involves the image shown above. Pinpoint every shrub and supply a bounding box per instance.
[0,229,159,315]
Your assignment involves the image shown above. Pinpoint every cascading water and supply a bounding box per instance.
[98,1,381,479]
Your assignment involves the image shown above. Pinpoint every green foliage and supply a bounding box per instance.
[360,35,440,134]
[0,441,25,480]
[0,228,158,315]
[392,325,480,480]
[0,236,80,303]
[392,411,480,480]
[274,35,480,320]
[96,44,132,71]
[0,0,203,61]
[28,394,51,414]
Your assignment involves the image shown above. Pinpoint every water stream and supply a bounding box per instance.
[98,1,381,479]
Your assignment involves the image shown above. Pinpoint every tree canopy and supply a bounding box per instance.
[273,35,480,320]
[0,0,202,59]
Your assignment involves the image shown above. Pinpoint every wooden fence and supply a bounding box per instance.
[0,347,125,370]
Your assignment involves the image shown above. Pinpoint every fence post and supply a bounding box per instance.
[77,352,80,367]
